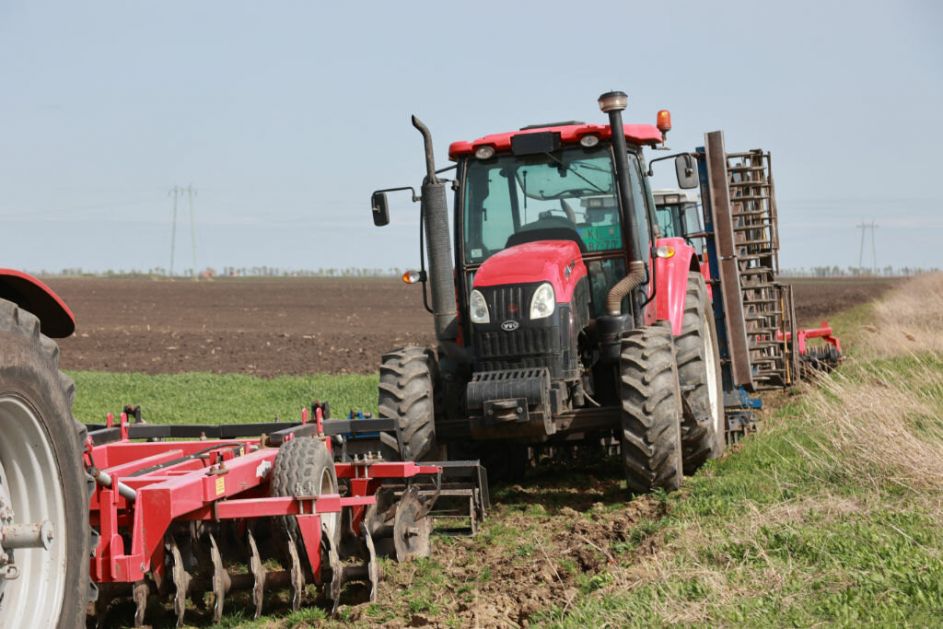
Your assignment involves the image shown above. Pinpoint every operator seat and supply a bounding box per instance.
[505,215,587,253]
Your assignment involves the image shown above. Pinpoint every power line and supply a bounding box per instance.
[169,187,179,275]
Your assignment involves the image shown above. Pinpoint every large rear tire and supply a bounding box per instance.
[378,347,436,461]
[619,325,684,495]
[0,299,90,629]
[676,273,725,474]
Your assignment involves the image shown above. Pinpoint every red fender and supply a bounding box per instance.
[644,237,700,336]
[0,269,75,338]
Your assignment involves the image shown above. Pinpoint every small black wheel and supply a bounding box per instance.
[270,437,340,579]
[619,325,684,494]
[675,272,725,474]
[0,299,91,629]
[378,347,437,461]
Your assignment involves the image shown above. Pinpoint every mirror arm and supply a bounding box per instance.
[646,152,695,177]
[375,186,421,203]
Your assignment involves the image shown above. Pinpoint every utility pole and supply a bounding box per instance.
[169,186,179,276]
[186,184,197,277]
[856,221,879,275]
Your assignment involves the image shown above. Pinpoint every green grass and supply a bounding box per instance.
[534,352,943,627]
[69,371,378,424]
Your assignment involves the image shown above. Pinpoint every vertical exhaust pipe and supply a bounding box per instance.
[598,91,646,316]
[412,116,458,342]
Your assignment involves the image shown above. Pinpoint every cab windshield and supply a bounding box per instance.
[462,147,624,264]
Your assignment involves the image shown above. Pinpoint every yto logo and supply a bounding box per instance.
[501,320,519,332]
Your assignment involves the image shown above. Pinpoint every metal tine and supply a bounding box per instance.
[169,539,191,628]
[287,532,305,611]
[209,532,232,624]
[132,580,149,627]
[326,527,344,617]
[247,529,267,619]
[364,525,379,603]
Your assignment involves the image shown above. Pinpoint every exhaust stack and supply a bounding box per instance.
[598,91,646,316]
[412,116,458,342]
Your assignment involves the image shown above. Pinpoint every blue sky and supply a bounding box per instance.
[1,0,940,273]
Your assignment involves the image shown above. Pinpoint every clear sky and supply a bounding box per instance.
[1,0,940,273]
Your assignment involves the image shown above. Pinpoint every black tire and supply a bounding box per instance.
[0,299,90,629]
[378,347,436,461]
[270,437,340,576]
[676,273,725,474]
[619,325,684,494]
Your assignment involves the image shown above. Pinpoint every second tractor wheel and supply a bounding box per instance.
[378,347,437,461]
[619,325,684,494]
[676,272,725,474]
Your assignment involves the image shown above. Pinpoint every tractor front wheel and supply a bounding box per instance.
[619,325,684,494]
[378,347,437,461]
[0,299,90,629]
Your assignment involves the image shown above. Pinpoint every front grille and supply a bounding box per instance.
[475,327,554,361]
[489,285,526,322]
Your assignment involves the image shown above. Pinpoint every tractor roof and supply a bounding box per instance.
[448,122,663,160]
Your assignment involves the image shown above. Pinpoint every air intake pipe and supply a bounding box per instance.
[412,116,458,342]
[598,91,647,316]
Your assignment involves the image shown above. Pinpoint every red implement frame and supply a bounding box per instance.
[777,322,842,356]
[85,410,439,585]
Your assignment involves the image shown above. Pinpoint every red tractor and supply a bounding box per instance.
[371,91,724,492]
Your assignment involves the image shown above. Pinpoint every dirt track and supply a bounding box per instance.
[46,276,894,376]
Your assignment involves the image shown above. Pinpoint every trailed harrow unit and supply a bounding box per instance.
[83,405,471,627]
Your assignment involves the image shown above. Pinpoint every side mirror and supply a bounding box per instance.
[675,154,699,190]
[371,191,390,226]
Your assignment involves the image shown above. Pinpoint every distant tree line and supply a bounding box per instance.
[34,267,406,279]
[781,266,940,278]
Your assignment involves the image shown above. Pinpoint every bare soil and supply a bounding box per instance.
[45,276,895,376]
[47,277,433,376]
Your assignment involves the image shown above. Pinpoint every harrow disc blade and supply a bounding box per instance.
[393,486,433,561]
[325,529,343,617]
[286,532,306,612]
[247,530,267,619]
[209,532,232,623]
[169,539,192,628]
[132,580,149,627]
[364,525,379,602]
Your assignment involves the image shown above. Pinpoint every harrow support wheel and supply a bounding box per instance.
[0,299,90,629]
[270,436,340,603]
[378,346,437,461]
[619,325,685,495]
[676,272,726,474]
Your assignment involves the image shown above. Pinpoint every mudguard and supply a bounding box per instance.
[645,237,700,336]
[0,269,75,338]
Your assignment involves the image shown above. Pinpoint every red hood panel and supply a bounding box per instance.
[473,241,587,302]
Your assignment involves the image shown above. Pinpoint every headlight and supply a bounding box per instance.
[529,283,555,320]
[469,289,490,324]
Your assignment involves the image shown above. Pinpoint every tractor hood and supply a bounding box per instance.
[473,240,587,302]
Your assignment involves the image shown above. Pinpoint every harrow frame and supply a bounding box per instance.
[85,407,441,625]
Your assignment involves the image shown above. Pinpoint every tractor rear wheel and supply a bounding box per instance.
[271,437,340,577]
[0,299,90,629]
[676,273,725,474]
[378,347,437,461]
[619,325,684,494]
